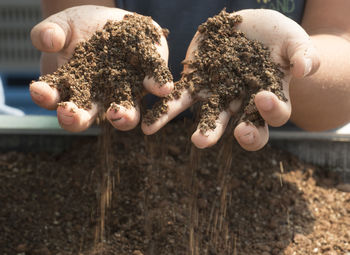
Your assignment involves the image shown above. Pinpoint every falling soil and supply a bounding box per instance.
[34,13,172,251]
[144,10,286,132]
[1,121,350,255]
[36,13,172,111]
[18,8,348,255]
[94,122,114,246]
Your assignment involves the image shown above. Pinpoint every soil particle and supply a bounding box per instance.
[36,13,172,113]
[293,233,312,246]
[144,9,286,133]
[0,121,349,255]
[1,10,348,255]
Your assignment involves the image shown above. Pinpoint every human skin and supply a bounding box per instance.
[30,1,173,132]
[290,0,350,131]
[141,8,320,151]
[143,0,350,150]
[30,0,350,151]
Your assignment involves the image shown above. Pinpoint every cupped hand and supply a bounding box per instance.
[30,5,173,132]
[142,9,320,151]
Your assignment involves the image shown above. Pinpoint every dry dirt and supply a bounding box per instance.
[0,121,349,255]
[16,9,349,255]
[144,10,286,132]
[36,10,285,133]
[37,13,172,112]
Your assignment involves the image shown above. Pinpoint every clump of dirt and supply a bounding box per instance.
[36,13,172,111]
[33,13,174,251]
[144,9,286,132]
[0,121,349,255]
[35,13,173,248]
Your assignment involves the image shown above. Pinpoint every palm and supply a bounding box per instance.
[142,9,319,151]
[30,5,172,133]
[184,9,312,101]
[39,6,131,74]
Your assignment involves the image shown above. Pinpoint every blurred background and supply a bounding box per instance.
[0,0,54,115]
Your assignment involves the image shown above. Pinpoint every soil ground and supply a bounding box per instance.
[1,121,349,255]
[18,9,349,255]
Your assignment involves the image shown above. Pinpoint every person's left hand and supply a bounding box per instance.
[142,9,320,151]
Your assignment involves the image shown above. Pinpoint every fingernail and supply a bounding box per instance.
[303,58,312,77]
[59,114,74,125]
[30,90,43,102]
[42,28,54,49]
[240,132,255,145]
[259,96,273,112]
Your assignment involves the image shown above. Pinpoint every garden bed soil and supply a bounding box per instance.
[17,9,349,255]
[0,121,349,255]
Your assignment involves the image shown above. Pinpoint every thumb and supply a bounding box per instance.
[287,38,320,78]
[30,19,69,53]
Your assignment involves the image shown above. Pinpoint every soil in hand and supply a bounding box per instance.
[144,9,286,133]
[34,13,172,249]
[36,13,172,112]
[1,122,349,255]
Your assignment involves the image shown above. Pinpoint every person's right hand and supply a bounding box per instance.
[30,5,173,132]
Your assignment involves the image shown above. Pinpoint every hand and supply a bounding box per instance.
[30,5,173,132]
[142,9,320,151]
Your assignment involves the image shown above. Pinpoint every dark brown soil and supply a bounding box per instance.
[36,13,172,111]
[144,10,286,132]
[15,9,348,255]
[1,121,349,255]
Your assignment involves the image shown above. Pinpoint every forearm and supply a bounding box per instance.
[41,0,116,18]
[290,34,350,131]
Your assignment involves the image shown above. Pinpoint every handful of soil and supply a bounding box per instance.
[36,13,172,112]
[144,9,286,133]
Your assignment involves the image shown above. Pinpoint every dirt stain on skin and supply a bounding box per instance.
[144,9,286,132]
[35,13,173,253]
[36,13,172,114]
[16,9,348,255]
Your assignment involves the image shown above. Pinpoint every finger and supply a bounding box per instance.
[143,77,174,97]
[31,20,68,53]
[29,81,60,110]
[191,110,231,149]
[191,98,242,148]
[142,89,194,135]
[143,22,174,97]
[254,90,291,127]
[153,26,169,63]
[234,122,269,151]
[287,38,320,78]
[106,103,140,131]
[57,102,98,132]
